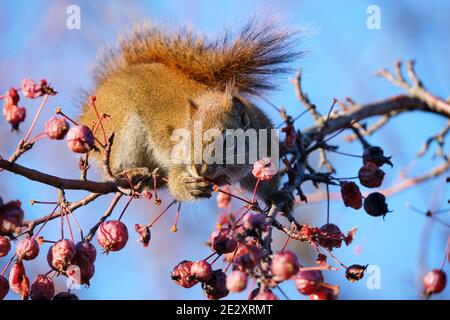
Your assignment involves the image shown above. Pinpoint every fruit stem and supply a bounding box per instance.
[251,178,261,203]
[89,97,107,145]
[440,235,450,270]
[171,202,182,232]
[203,252,218,261]
[118,195,134,221]
[1,254,16,277]
[210,253,222,266]
[32,203,60,240]
[64,208,75,243]
[234,206,253,225]
[224,244,240,273]
[147,199,177,228]
[280,235,291,253]
[326,183,330,225]
[23,94,49,142]
[218,189,254,206]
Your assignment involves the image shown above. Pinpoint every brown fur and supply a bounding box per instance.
[80,19,301,203]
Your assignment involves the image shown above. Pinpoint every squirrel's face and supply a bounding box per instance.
[178,91,253,184]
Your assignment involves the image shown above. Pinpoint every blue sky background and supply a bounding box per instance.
[0,0,449,300]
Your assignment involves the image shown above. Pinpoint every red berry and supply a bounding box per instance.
[3,104,26,131]
[0,235,11,257]
[309,286,338,300]
[134,224,151,247]
[191,260,213,282]
[243,213,268,233]
[340,181,362,209]
[358,162,385,188]
[16,237,40,261]
[0,200,24,235]
[363,146,392,167]
[52,292,79,300]
[97,220,129,252]
[318,223,343,250]
[74,241,97,265]
[21,79,43,99]
[0,275,9,300]
[4,87,20,106]
[47,239,76,272]
[211,228,238,254]
[171,260,198,288]
[295,270,324,295]
[66,125,95,153]
[345,264,367,282]
[9,261,30,300]
[364,192,390,218]
[271,251,299,282]
[202,269,229,300]
[45,116,70,140]
[30,275,55,300]
[233,243,262,271]
[423,269,447,295]
[226,270,248,293]
[252,157,276,181]
[79,262,95,285]
[252,289,278,300]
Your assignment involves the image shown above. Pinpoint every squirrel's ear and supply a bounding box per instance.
[187,98,198,118]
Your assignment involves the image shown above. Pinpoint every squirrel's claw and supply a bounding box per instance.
[182,176,213,199]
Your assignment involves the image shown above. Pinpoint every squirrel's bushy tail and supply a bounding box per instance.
[95,17,302,95]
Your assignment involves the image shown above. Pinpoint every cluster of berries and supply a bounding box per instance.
[0,192,134,299]
[340,146,392,218]
[1,79,97,154]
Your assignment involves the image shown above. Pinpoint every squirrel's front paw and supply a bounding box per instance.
[182,176,213,199]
